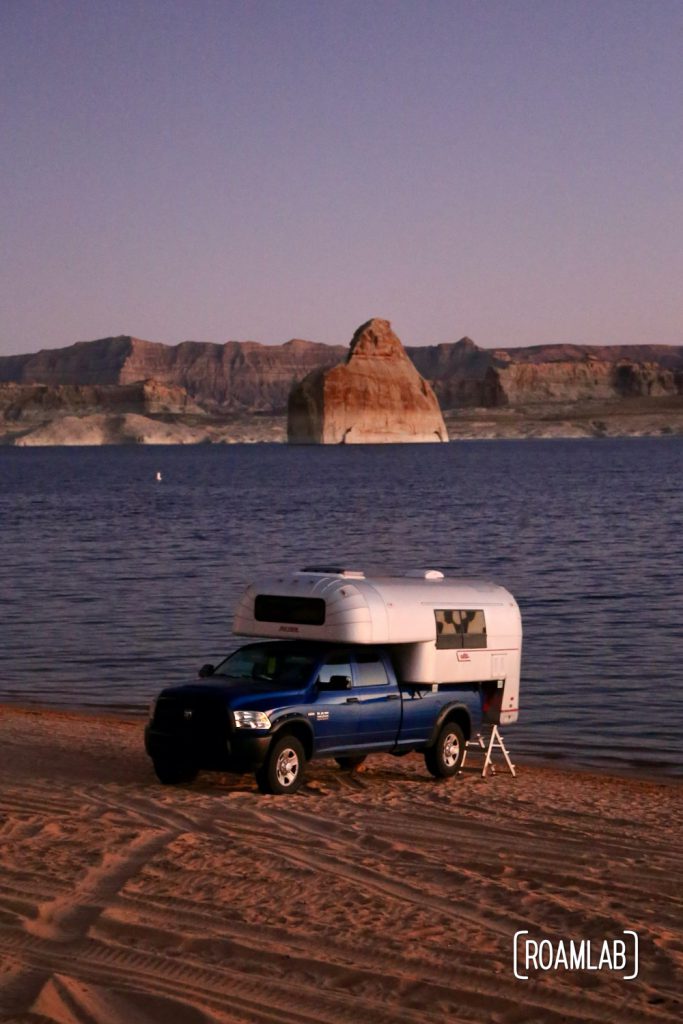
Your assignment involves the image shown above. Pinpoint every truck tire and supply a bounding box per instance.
[425,721,465,778]
[335,756,367,771]
[153,757,198,785]
[256,734,305,795]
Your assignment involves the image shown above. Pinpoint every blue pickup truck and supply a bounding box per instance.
[145,639,482,794]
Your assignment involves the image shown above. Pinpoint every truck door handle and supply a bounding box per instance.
[345,697,359,704]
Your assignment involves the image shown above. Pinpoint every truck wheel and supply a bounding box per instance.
[153,758,198,785]
[256,735,305,795]
[335,756,367,771]
[425,721,465,778]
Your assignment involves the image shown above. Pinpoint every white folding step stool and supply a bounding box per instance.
[460,724,516,778]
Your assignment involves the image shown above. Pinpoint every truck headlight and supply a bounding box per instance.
[233,710,271,730]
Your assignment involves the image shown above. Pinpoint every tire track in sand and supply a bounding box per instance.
[23,828,179,943]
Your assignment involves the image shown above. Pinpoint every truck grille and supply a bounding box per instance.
[153,694,230,740]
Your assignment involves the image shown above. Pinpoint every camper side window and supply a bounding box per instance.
[435,609,487,649]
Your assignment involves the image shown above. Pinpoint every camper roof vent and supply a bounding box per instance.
[405,569,445,580]
[299,566,366,579]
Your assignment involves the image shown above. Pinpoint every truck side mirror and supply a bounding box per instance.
[319,674,352,690]
[198,663,215,678]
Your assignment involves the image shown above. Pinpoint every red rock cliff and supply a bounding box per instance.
[2,333,682,413]
[482,358,683,406]
[0,380,199,423]
[287,319,448,444]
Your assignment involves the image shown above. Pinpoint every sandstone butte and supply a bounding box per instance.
[287,319,448,444]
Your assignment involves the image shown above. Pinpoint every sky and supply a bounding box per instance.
[1,0,681,356]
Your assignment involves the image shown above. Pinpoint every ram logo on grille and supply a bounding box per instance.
[183,709,193,720]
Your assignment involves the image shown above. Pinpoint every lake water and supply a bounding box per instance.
[1,439,682,776]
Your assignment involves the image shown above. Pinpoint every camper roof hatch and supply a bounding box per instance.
[405,569,445,580]
[299,566,366,579]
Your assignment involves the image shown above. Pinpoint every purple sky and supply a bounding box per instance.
[2,0,681,356]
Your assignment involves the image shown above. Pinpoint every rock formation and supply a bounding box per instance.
[0,380,204,446]
[0,380,198,422]
[13,414,208,447]
[0,336,345,413]
[480,358,683,407]
[1,330,682,447]
[2,333,682,416]
[287,319,448,444]
[409,344,683,409]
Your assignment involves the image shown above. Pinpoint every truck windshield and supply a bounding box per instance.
[213,643,317,688]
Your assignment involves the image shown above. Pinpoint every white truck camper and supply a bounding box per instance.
[233,568,522,726]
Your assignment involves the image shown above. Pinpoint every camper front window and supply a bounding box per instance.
[254,594,326,626]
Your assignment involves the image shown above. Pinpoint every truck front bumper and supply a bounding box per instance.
[144,723,272,770]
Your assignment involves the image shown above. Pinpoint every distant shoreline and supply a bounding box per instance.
[2,404,683,445]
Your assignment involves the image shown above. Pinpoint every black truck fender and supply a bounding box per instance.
[425,702,472,748]
[267,715,315,761]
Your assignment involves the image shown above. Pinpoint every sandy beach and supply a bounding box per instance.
[0,706,681,1024]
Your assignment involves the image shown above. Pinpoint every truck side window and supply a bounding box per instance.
[318,658,352,685]
[435,609,487,649]
[354,651,390,687]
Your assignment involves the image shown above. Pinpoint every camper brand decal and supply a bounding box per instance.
[456,652,471,662]
[513,930,638,980]
[279,625,300,633]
